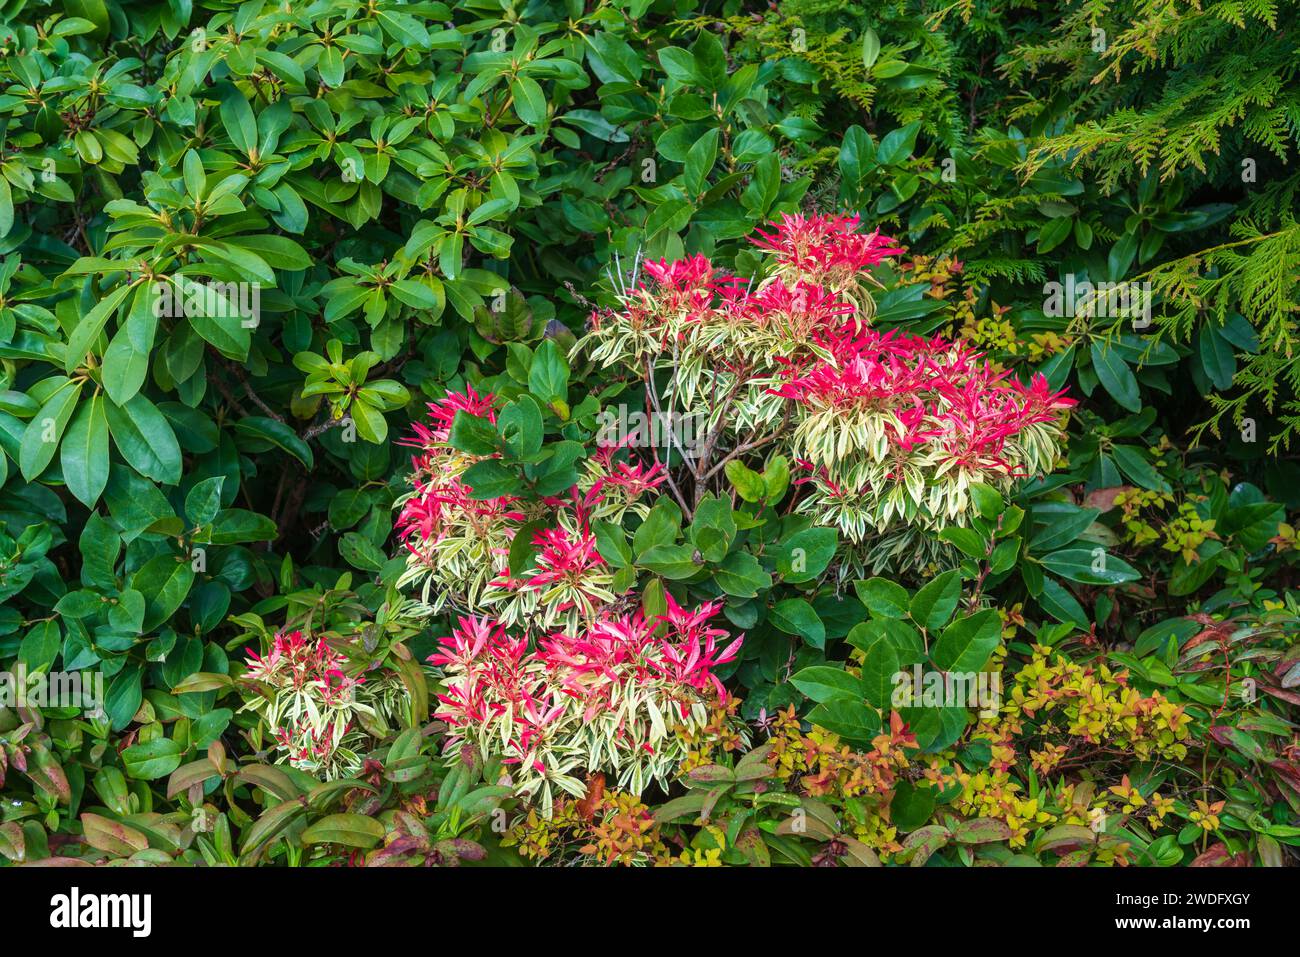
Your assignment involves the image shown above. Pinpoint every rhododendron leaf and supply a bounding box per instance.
[854,577,910,619]
[908,570,962,631]
[1108,232,1139,279]
[184,476,225,527]
[439,232,464,281]
[684,128,720,197]
[1028,505,1100,553]
[939,525,986,559]
[461,459,521,499]
[876,121,920,165]
[968,483,1004,519]
[638,543,702,580]
[59,392,109,508]
[644,198,693,239]
[62,282,132,374]
[930,609,1001,672]
[633,499,681,554]
[448,409,500,456]
[790,665,860,704]
[498,396,543,460]
[232,415,313,469]
[1041,547,1140,585]
[105,393,184,485]
[1036,345,1076,391]
[861,28,881,68]
[19,378,81,480]
[1036,215,1073,253]
[806,699,879,745]
[1090,342,1142,412]
[724,459,766,502]
[859,630,900,710]
[989,539,1020,573]
[1038,576,1089,628]
[1111,444,1171,492]
[340,531,386,572]
[770,598,825,649]
[527,338,569,404]
[775,527,836,583]
[714,551,771,597]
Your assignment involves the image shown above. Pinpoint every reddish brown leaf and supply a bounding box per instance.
[1085,486,1131,512]
[577,772,605,822]
[1191,843,1249,867]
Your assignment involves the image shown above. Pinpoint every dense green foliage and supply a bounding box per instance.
[0,0,1297,867]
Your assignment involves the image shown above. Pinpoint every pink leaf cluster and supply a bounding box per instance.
[244,630,362,706]
[751,212,905,275]
[588,214,899,342]
[242,631,366,770]
[775,327,1076,473]
[394,386,524,554]
[430,595,742,770]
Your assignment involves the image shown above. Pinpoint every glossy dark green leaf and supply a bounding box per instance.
[59,393,109,507]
